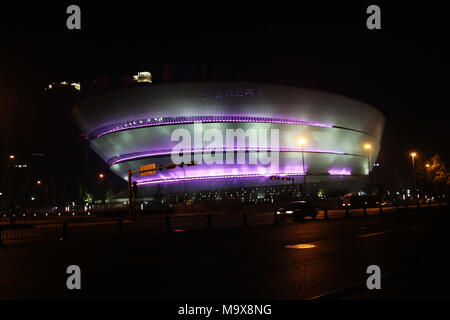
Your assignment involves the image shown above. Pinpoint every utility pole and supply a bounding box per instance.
[128,170,133,217]
[302,143,306,195]
[364,143,372,193]
[127,161,197,217]
[410,152,417,199]
[298,138,307,198]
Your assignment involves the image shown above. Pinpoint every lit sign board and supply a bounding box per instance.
[140,163,156,176]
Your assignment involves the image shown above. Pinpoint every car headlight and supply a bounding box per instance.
[276,211,281,214]
[286,210,293,214]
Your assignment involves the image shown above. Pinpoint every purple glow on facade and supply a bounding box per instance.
[73,82,385,190]
[137,171,307,186]
[328,168,352,175]
[109,147,346,165]
[91,116,333,140]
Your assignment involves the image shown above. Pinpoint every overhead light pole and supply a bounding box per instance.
[363,143,372,175]
[410,152,417,198]
[7,155,16,206]
[98,173,111,207]
[298,138,307,196]
[410,152,417,170]
[36,180,48,206]
[363,143,372,194]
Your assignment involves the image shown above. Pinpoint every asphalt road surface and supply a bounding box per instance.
[0,206,449,300]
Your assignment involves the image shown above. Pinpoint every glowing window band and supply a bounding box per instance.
[137,169,352,186]
[138,172,306,186]
[90,116,333,140]
[328,168,352,175]
[108,147,349,166]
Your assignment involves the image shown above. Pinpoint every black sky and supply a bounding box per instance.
[1,2,449,189]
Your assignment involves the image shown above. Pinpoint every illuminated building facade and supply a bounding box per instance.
[73,82,385,193]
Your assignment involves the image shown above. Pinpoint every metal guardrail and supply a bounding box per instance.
[0,202,447,244]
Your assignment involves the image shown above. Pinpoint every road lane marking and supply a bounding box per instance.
[356,231,392,238]
[356,226,420,238]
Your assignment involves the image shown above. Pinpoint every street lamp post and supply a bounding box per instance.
[180,163,186,204]
[128,170,133,217]
[6,155,16,208]
[410,152,417,199]
[99,173,110,207]
[410,152,416,170]
[425,162,431,198]
[298,138,307,196]
[36,180,48,206]
[363,143,372,193]
[363,143,372,175]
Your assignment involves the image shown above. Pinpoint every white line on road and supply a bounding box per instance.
[356,226,420,238]
[356,231,393,238]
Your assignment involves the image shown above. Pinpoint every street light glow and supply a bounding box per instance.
[298,138,307,145]
[36,180,42,185]
[99,173,104,179]
[363,143,372,150]
[9,154,15,159]
[410,152,417,158]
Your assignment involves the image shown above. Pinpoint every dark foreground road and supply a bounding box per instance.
[0,206,449,299]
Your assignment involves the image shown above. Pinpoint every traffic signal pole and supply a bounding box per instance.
[128,170,133,217]
[127,161,197,217]
[301,144,306,196]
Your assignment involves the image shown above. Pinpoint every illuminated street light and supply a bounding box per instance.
[9,155,15,159]
[99,173,104,179]
[410,152,417,170]
[410,152,417,199]
[363,143,372,175]
[36,180,42,185]
[425,163,430,168]
[298,138,307,195]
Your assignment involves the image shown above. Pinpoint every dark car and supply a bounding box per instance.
[276,201,319,221]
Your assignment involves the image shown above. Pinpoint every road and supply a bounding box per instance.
[0,206,449,299]
[1,204,442,241]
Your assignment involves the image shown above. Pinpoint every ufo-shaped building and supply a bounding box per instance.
[73,82,385,192]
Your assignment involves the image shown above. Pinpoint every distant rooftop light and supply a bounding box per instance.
[46,82,80,91]
[133,71,152,83]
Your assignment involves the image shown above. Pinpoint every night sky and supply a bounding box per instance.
[1,2,449,199]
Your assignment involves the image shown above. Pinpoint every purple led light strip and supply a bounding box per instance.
[138,172,307,186]
[109,147,345,166]
[91,116,333,140]
[137,169,353,186]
